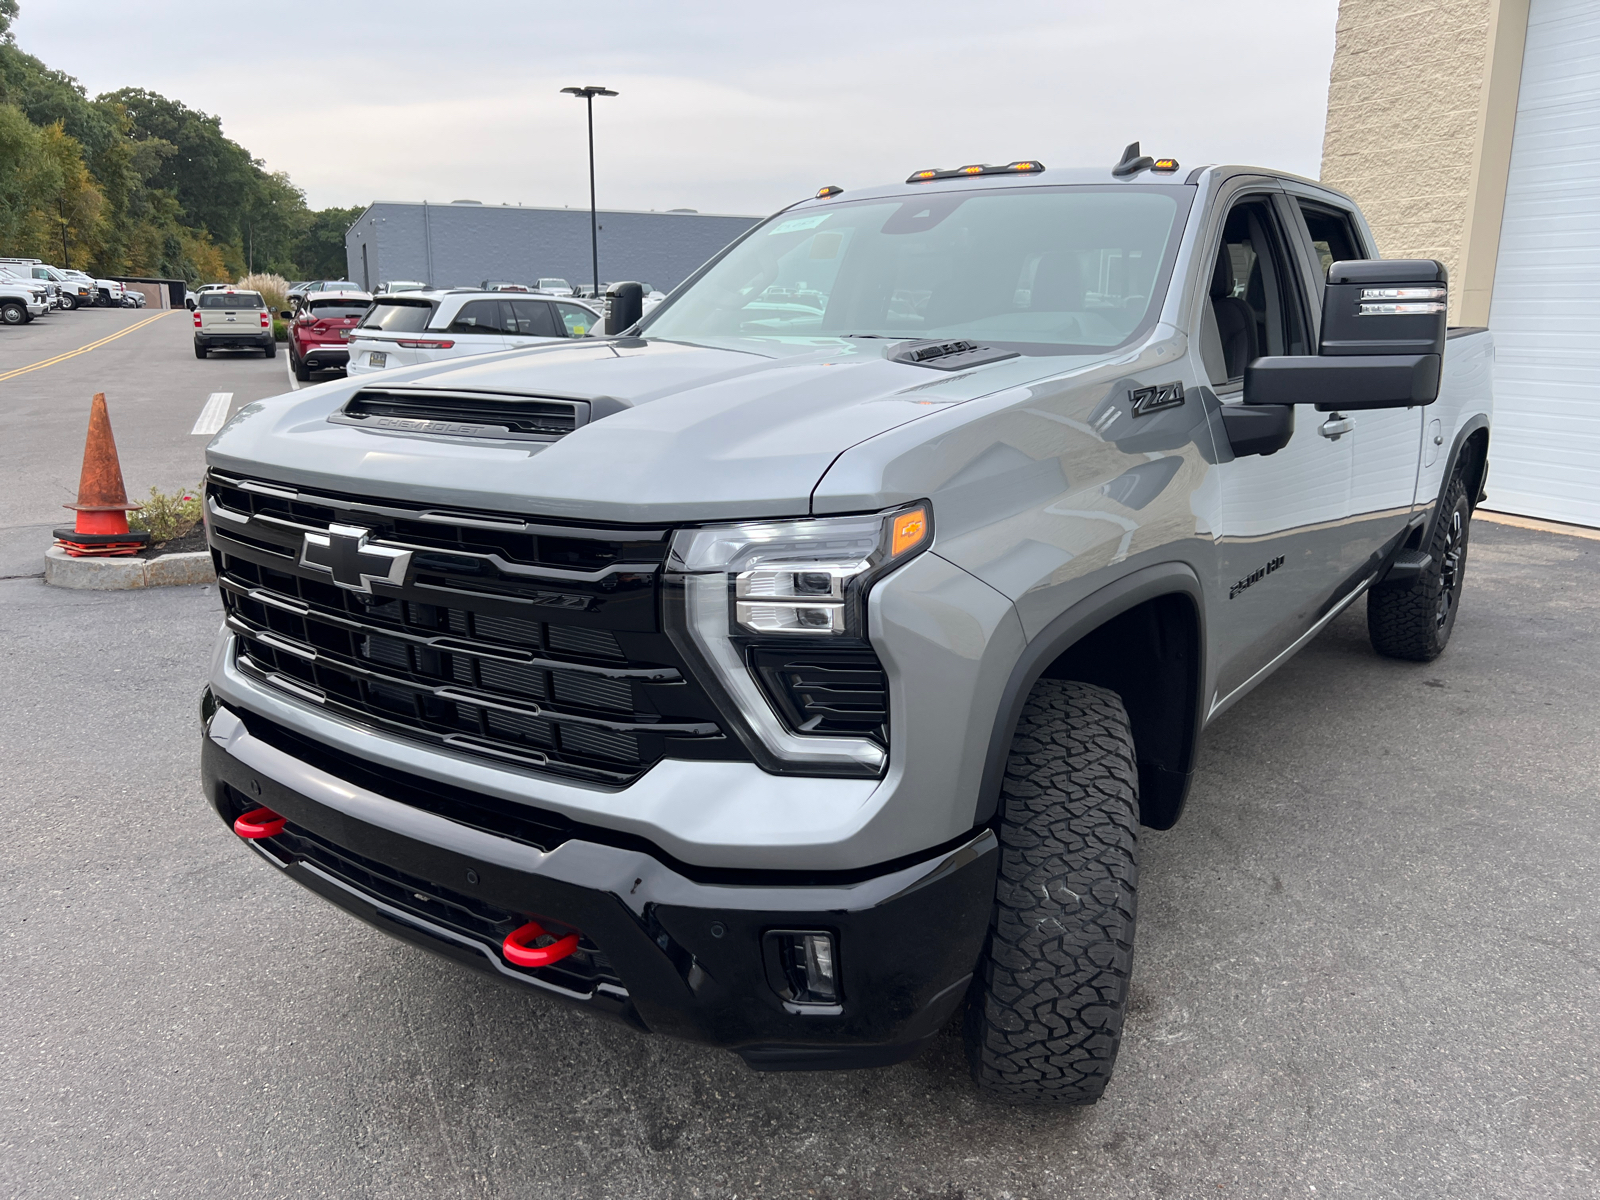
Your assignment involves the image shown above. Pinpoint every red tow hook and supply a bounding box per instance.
[503,920,581,969]
[233,806,287,839]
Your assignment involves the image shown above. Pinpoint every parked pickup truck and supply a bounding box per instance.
[199,147,1491,1105]
[194,289,275,358]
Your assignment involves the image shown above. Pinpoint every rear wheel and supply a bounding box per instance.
[293,354,311,381]
[1368,472,1472,662]
[263,339,277,359]
[965,679,1140,1106]
[194,342,207,360]
[1,301,26,325]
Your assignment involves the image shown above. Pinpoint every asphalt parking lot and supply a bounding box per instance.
[1,315,1597,1198]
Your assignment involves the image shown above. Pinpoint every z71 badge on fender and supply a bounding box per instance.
[1130,381,1185,418]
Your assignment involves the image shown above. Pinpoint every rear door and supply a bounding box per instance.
[1286,191,1423,561]
[1203,189,1360,710]
[503,298,563,343]
[555,301,597,337]
[444,299,514,356]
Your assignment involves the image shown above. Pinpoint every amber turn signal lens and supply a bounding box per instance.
[890,507,928,557]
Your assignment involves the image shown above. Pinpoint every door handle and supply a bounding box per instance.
[1319,414,1353,441]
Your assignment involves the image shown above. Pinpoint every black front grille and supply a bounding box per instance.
[224,786,625,999]
[207,472,740,785]
[748,649,889,742]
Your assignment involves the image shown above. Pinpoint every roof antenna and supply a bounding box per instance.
[1112,141,1155,178]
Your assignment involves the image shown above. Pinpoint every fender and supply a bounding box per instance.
[1425,413,1491,546]
[975,562,1207,832]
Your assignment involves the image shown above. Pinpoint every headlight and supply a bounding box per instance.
[665,504,930,776]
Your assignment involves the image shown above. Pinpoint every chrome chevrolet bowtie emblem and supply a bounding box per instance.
[299,524,412,593]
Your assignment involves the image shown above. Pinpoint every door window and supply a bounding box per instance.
[1297,202,1367,277]
[556,303,595,337]
[505,299,559,337]
[447,300,507,335]
[1199,198,1312,385]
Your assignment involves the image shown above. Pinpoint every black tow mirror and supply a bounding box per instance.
[1244,259,1447,412]
[604,281,644,335]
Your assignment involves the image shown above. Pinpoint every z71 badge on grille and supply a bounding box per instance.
[300,524,412,593]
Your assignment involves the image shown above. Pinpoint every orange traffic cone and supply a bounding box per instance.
[52,393,150,557]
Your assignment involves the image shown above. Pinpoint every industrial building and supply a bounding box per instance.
[343,201,761,296]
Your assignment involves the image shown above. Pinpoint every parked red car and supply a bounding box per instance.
[286,291,372,381]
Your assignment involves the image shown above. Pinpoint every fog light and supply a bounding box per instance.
[765,929,840,1007]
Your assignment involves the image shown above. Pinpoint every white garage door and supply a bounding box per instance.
[1487,0,1600,527]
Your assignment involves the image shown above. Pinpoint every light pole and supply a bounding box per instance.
[560,85,618,298]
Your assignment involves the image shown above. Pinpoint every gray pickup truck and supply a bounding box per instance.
[199,145,1492,1105]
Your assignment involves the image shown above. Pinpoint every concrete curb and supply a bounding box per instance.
[44,546,216,590]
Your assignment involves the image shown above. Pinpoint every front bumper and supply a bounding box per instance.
[201,695,997,1070]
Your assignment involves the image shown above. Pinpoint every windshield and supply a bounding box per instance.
[199,292,262,309]
[537,279,569,289]
[644,186,1188,352]
[359,300,436,331]
[308,300,369,319]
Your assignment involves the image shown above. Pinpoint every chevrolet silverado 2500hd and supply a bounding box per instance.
[199,149,1491,1105]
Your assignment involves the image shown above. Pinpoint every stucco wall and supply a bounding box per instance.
[1321,0,1494,321]
[1320,0,1529,325]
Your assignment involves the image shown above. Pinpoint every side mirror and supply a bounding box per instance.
[1244,259,1446,412]
[280,310,293,320]
[604,281,644,335]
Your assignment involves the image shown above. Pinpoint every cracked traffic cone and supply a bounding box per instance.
[52,393,150,557]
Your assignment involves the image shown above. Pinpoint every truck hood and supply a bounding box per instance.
[207,335,1119,524]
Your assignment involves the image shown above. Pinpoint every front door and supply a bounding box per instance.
[1203,193,1361,710]
[1291,195,1423,562]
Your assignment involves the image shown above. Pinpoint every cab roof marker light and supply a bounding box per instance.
[816,185,844,198]
[1152,158,1180,173]
[905,161,1045,183]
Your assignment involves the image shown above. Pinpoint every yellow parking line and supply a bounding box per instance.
[0,311,172,382]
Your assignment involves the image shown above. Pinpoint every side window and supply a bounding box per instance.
[1199,198,1312,386]
[447,300,506,335]
[556,302,594,337]
[1297,202,1367,277]
[505,299,559,337]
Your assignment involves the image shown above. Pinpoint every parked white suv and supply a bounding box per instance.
[346,290,600,375]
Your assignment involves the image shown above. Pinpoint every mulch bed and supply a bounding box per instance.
[136,526,209,559]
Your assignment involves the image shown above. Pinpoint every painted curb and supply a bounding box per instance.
[44,546,216,590]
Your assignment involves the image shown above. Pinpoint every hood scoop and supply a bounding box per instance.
[888,339,1019,372]
[328,386,630,443]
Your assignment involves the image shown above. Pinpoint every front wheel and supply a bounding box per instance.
[60,293,77,312]
[1368,473,1471,662]
[965,679,1140,1106]
[1,301,26,325]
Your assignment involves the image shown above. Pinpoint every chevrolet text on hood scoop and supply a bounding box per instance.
[206,334,1119,525]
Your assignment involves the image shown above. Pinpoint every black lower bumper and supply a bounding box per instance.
[201,697,997,1070]
[300,346,349,369]
[197,334,273,351]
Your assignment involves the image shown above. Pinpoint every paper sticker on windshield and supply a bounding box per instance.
[768,214,832,235]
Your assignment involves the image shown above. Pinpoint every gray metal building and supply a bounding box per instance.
[344,201,762,294]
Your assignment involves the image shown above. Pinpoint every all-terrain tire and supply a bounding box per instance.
[1368,472,1471,662]
[965,679,1140,1106]
[1,301,26,325]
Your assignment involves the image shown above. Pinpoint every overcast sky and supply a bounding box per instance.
[15,0,1341,217]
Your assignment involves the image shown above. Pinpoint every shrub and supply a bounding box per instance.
[272,318,288,341]
[129,483,204,543]
[236,272,290,314]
